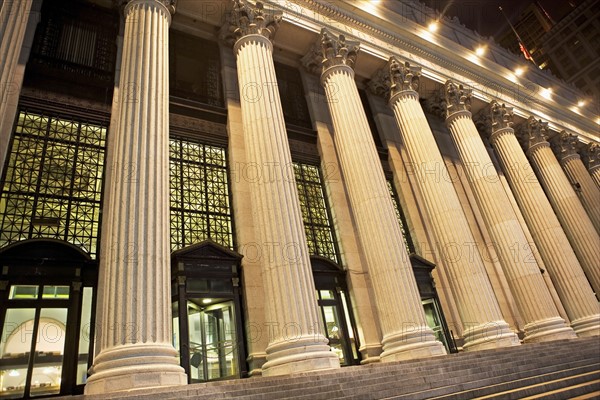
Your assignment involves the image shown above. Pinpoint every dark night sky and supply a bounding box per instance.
[417,0,584,39]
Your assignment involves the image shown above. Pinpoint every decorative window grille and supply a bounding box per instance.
[0,110,107,258]
[169,137,233,251]
[387,180,415,254]
[293,162,339,263]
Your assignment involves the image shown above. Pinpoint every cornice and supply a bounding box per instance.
[262,0,598,141]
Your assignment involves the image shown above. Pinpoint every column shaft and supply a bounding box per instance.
[561,156,600,232]
[322,66,446,361]
[445,109,574,342]
[0,0,34,175]
[234,34,339,375]
[85,0,186,394]
[491,129,600,336]
[390,90,519,350]
[528,144,600,295]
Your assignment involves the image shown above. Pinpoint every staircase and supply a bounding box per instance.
[77,337,600,400]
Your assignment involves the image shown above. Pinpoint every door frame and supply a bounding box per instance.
[0,239,98,397]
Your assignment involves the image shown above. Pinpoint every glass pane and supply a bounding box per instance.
[322,306,341,339]
[340,291,358,360]
[172,301,180,358]
[330,343,345,365]
[187,302,203,382]
[30,308,68,397]
[8,285,39,300]
[76,288,93,385]
[319,290,335,300]
[42,285,70,299]
[0,309,36,399]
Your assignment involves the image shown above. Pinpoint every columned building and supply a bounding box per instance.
[0,0,598,398]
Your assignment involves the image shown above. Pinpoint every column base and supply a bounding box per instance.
[261,336,340,377]
[84,343,187,395]
[462,320,521,351]
[571,314,600,337]
[380,327,447,362]
[522,317,577,343]
[358,343,383,364]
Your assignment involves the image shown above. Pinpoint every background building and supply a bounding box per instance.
[0,0,598,398]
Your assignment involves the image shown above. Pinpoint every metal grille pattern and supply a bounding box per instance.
[293,163,339,263]
[0,110,107,258]
[169,137,232,250]
[387,180,414,254]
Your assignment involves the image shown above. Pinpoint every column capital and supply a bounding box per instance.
[117,0,176,14]
[389,57,421,100]
[485,101,515,143]
[444,80,472,120]
[518,116,550,153]
[551,131,581,163]
[302,28,360,78]
[582,142,600,172]
[222,0,282,47]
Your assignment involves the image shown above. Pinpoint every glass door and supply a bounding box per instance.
[316,289,358,366]
[422,298,451,351]
[0,286,71,399]
[186,299,238,383]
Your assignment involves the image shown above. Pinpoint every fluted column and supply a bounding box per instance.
[443,81,575,342]
[0,0,35,175]
[378,57,519,351]
[519,118,600,296]
[486,103,599,337]
[582,143,600,189]
[303,30,446,362]
[224,1,339,375]
[551,132,600,232]
[85,0,187,394]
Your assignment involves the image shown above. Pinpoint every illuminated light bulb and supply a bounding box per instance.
[541,88,552,99]
[514,68,524,76]
[577,100,586,107]
[8,370,20,377]
[475,46,485,56]
[202,298,212,304]
[428,22,439,32]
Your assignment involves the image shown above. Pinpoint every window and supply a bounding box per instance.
[275,63,312,129]
[387,180,415,254]
[0,110,107,258]
[293,162,339,263]
[169,137,233,250]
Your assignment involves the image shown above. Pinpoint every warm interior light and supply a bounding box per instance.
[428,22,439,32]
[514,68,524,76]
[475,46,485,56]
[202,298,212,304]
[541,88,552,99]
[9,370,20,377]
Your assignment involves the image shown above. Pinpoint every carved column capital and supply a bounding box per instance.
[222,0,282,47]
[518,116,550,153]
[389,57,421,98]
[302,28,360,78]
[582,142,600,171]
[485,101,515,143]
[367,67,390,98]
[444,80,471,119]
[117,0,177,15]
[551,131,581,163]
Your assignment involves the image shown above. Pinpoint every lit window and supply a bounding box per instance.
[169,137,233,250]
[293,163,339,263]
[0,110,107,257]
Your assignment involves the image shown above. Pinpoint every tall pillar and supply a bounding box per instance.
[551,132,600,232]
[85,0,187,394]
[518,118,600,296]
[303,30,446,361]
[223,1,339,375]
[0,0,39,176]
[443,81,575,342]
[382,58,520,351]
[486,102,599,337]
[582,143,600,189]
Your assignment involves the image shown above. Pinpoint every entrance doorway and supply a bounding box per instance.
[311,256,360,366]
[0,240,97,399]
[171,240,246,383]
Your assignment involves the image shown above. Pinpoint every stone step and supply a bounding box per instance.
[68,337,600,400]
